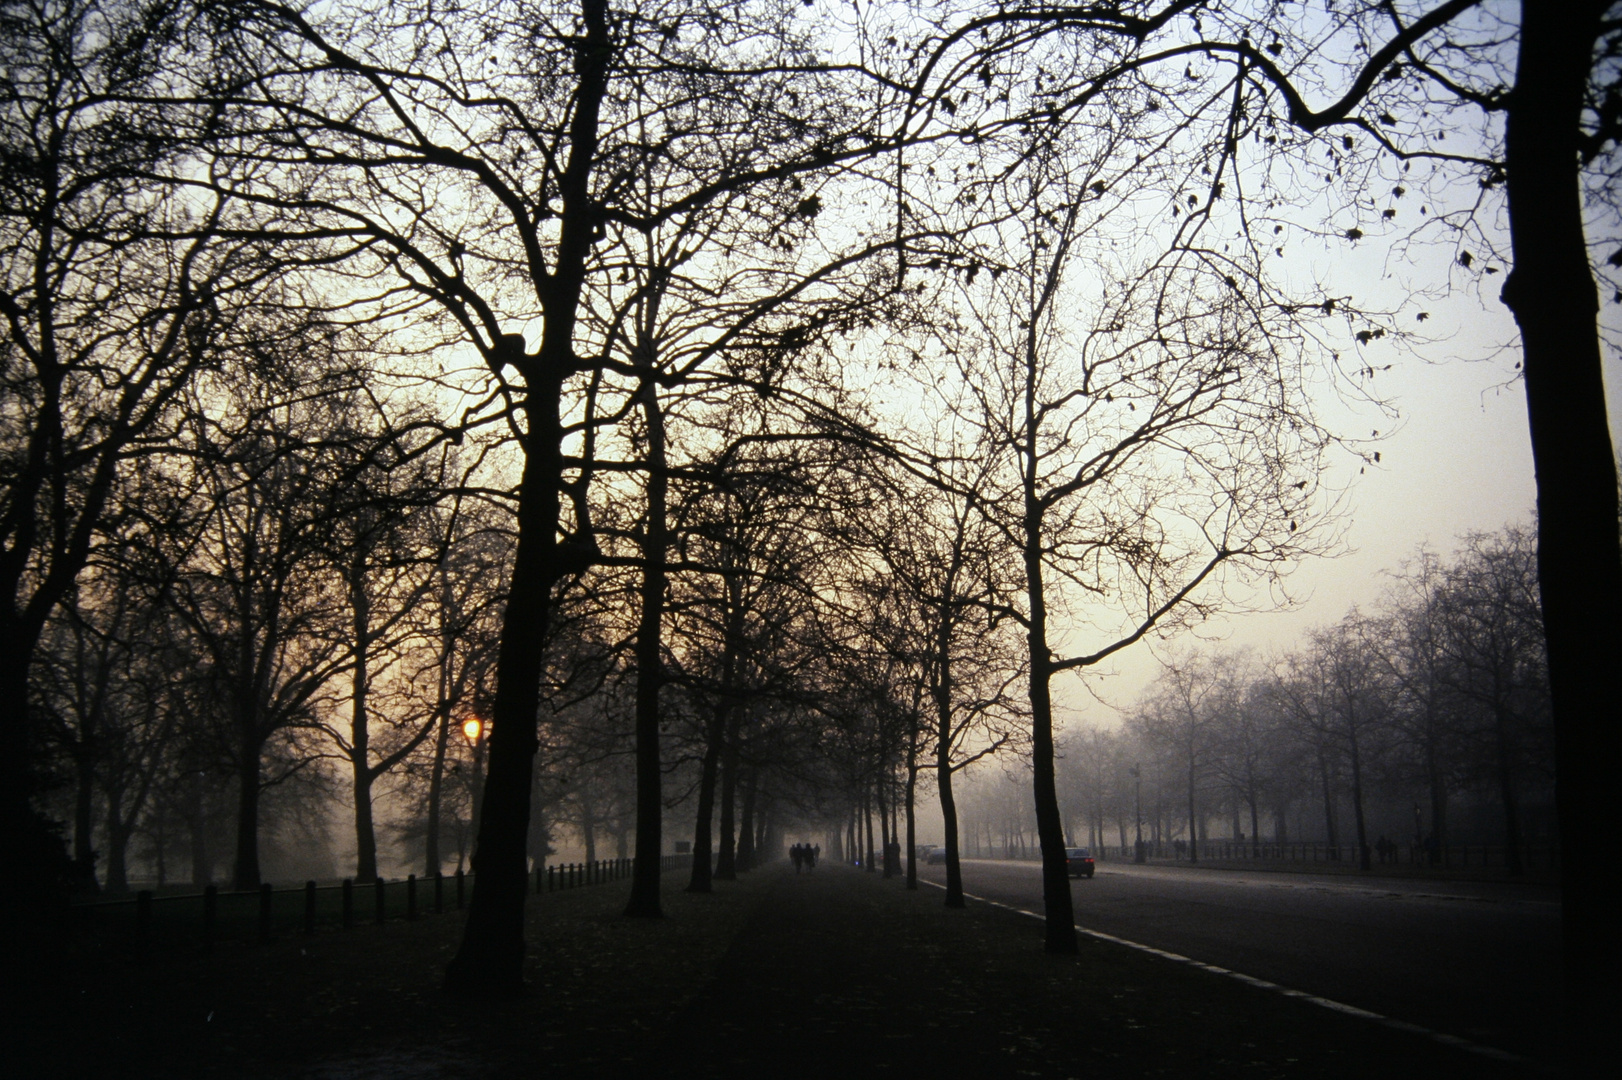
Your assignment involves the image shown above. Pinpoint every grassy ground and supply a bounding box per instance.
[23,862,1549,1079]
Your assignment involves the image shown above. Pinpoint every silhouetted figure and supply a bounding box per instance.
[791,844,805,873]
[811,845,820,869]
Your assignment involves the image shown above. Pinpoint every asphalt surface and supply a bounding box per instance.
[920,857,1562,1066]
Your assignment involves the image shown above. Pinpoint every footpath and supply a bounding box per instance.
[22,862,1548,1079]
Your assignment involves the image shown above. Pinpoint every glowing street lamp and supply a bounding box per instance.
[462,717,487,842]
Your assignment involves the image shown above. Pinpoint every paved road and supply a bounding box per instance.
[920,858,1562,1064]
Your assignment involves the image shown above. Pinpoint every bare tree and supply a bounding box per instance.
[845,452,1023,905]
[1382,547,1464,860]
[1133,651,1232,863]
[1435,526,1550,877]
[0,0,287,888]
[932,131,1338,950]
[1274,615,1395,871]
[157,368,363,889]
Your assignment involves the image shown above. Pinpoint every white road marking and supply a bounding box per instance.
[962,858,1560,908]
[920,878,1550,1073]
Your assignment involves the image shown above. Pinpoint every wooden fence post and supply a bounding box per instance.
[202,884,217,954]
[258,883,273,944]
[455,869,464,909]
[341,879,353,929]
[434,871,444,915]
[374,877,386,925]
[407,874,417,921]
[305,880,317,935]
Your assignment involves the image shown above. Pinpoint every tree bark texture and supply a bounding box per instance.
[443,382,562,995]
[232,746,262,890]
[736,768,757,872]
[1186,749,1198,864]
[686,705,725,893]
[714,706,742,881]
[444,0,612,992]
[1499,3,1622,1056]
[904,751,918,891]
[351,580,378,882]
[624,376,668,917]
[936,643,965,907]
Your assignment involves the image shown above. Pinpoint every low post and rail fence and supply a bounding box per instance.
[73,853,695,953]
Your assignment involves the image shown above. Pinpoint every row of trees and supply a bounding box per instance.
[5,0,1617,1060]
[1051,524,1552,874]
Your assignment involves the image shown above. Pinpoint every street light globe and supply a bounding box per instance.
[462,717,483,743]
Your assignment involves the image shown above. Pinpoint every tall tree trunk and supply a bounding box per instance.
[904,740,918,891]
[1317,749,1338,849]
[1426,735,1447,864]
[104,835,130,893]
[1347,718,1371,872]
[103,787,130,894]
[153,810,166,888]
[759,802,778,861]
[444,380,563,994]
[878,769,894,878]
[1186,750,1198,864]
[425,560,455,877]
[444,0,612,995]
[863,789,875,871]
[351,585,378,882]
[714,705,742,881]
[1499,3,1622,1061]
[425,704,450,877]
[528,780,553,871]
[625,375,668,917]
[72,739,98,893]
[1248,794,1260,857]
[0,623,50,898]
[580,789,597,865]
[1495,706,1525,878]
[232,739,262,890]
[736,768,757,871]
[936,650,965,907]
[687,703,726,893]
[189,766,210,887]
[1022,374,1077,952]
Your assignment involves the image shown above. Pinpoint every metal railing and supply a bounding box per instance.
[72,854,696,951]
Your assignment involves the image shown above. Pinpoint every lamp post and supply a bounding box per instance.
[1132,764,1146,864]
[463,717,486,847]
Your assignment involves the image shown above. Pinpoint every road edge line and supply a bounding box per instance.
[918,878,1548,1073]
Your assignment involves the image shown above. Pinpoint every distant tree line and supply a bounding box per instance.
[1042,524,1552,874]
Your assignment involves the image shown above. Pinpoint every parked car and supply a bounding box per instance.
[925,846,950,865]
[1065,847,1096,878]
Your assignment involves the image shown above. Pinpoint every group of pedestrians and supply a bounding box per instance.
[791,843,820,872]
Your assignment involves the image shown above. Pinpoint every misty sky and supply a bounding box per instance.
[1053,247,1617,729]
